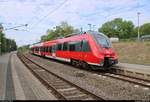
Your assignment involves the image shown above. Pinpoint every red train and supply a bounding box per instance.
[30,31,118,70]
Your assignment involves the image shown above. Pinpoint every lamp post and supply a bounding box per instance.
[80,27,83,32]
[0,41,1,55]
[137,12,140,41]
[93,25,96,31]
[88,24,92,31]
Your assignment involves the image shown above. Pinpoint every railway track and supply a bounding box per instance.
[17,53,104,100]
[25,53,150,89]
[100,72,150,88]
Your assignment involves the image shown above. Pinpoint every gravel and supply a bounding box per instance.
[24,54,150,100]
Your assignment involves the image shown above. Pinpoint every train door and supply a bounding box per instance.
[52,44,57,58]
[81,39,91,61]
[39,47,42,55]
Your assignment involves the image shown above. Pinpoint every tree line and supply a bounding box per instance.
[40,18,150,42]
[0,24,17,54]
[41,21,79,41]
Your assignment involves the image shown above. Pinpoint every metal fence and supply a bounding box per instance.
[141,35,150,41]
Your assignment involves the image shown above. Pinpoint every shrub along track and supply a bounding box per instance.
[17,52,104,100]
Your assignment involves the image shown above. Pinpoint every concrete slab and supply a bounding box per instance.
[11,52,57,100]
[0,53,11,100]
[116,62,150,75]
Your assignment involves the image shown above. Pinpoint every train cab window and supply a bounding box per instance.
[81,40,91,52]
[63,42,68,51]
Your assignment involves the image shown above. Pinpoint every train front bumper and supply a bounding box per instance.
[109,58,118,65]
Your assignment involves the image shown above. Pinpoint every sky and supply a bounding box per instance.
[0,0,150,46]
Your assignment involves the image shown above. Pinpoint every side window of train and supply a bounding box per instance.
[44,47,46,52]
[49,46,52,53]
[81,40,91,52]
[69,42,76,51]
[68,41,81,52]
[52,45,57,52]
[45,47,47,52]
[47,47,49,52]
[40,47,42,52]
[42,47,44,52]
[75,41,82,52]
[46,47,48,52]
[43,47,45,52]
[63,42,68,51]
[57,43,62,51]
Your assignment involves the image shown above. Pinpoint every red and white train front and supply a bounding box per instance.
[89,31,118,67]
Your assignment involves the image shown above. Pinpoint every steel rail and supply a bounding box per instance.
[27,53,150,89]
[17,53,104,100]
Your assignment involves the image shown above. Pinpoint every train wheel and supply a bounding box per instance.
[71,59,76,66]
[81,61,89,69]
[71,59,79,67]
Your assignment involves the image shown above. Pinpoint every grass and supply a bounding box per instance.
[112,41,150,65]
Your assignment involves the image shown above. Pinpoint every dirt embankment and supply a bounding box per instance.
[112,41,150,65]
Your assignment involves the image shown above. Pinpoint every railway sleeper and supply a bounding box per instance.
[34,69,45,72]
[66,94,89,100]
[54,85,73,89]
[61,90,84,96]
[28,65,41,70]
[52,83,69,86]
[57,87,76,92]
[53,81,66,84]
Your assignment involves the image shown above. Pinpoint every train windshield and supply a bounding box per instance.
[95,34,111,48]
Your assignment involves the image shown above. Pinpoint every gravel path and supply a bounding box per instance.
[25,54,150,100]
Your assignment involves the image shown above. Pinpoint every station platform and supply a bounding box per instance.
[117,63,150,75]
[0,52,57,100]
[114,63,150,80]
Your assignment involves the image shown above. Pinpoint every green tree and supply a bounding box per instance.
[41,21,79,41]
[98,18,135,39]
[139,23,150,36]
[0,23,17,54]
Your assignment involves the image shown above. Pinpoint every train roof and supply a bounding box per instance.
[30,31,108,47]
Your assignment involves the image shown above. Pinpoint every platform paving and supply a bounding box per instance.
[117,62,150,75]
[0,53,11,100]
[0,52,57,100]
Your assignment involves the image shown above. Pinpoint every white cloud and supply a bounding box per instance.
[0,0,150,46]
